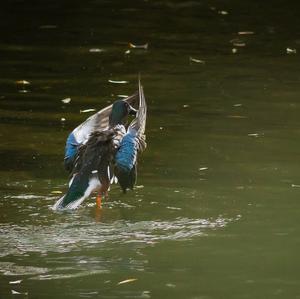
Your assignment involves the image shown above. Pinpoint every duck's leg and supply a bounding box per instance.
[96,193,103,208]
[96,190,108,208]
[96,180,109,208]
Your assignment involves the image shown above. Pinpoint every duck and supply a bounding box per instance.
[52,79,147,210]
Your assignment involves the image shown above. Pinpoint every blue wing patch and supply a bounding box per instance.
[115,133,137,172]
[64,132,79,171]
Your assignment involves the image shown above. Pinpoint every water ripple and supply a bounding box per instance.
[0,216,240,258]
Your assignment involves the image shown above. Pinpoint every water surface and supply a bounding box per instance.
[1,1,300,298]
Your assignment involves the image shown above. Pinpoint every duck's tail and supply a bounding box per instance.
[52,130,114,210]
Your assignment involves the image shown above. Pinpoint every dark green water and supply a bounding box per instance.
[1,1,300,298]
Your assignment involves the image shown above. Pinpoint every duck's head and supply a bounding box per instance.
[109,100,137,127]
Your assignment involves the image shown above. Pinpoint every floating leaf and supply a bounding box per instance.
[117,278,138,285]
[51,191,62,194]
[61,98,71,104]
[135,185,144,189]
[80,109,96,113]
[248,133,260,137]
[108,80,129,84]
[291,184,300,188]
[11,290,28,295]
[18,90,30,93]
[16,80,30,85]
[39,25,58,29]
[166,283,176,288]
[189,57,205,64]
[129,42,148,49]
[238,31,254,35]
[89,48,104,53]
[227,115,247,119]
[166,206,182,210]
[9,280,22,285]
[233,42,246,47]
[286,48,297,54]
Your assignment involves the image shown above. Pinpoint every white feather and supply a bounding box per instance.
[52,175,101,210]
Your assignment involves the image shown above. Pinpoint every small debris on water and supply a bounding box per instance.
[61,97,71,104]
[117,94,128,98]
[80,109,96,113]
[61,117,66,122]
[189,57,205,64]
[135,185,144,189]
[238,31,254,35]
[218,10,228,15]
[124,49,131,55]
[291,184,300,188]
[174,190,180,193]
[159,127,164,130]
[166,283,176,288]
[199,167,208,171]
[18,89,30,93]
[166,206,182,210]
[129,42,148,49]
[236,186,245,190]
[248,133,263,137]
[117,278,138,285]
[39,25,58,29]
[232,48,238,54]
[16,80,30,85]
[183,104,189,108]
[11,290,27,295]
[51,191,63,194]
[286,47,297,54]
[233,42,246,47]
[227,115,247,119]
[233,103,243,107]
[108,80,129,84]
[9,280,22,285]
[89,48,104,53]
[11,290,21,295]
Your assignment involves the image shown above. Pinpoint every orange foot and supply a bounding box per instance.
[96,194,102,208]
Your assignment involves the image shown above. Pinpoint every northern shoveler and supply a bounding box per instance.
[52,79,147,210]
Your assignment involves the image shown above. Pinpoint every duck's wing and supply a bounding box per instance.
[73,92,139,144]
[129,78,147,151]
[114,79,147,192]
[54,130,115,210]
[64,92,139,172]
